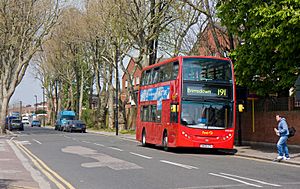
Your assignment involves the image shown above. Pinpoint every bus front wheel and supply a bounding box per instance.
[162,131,168,151]
[141,130,147,147]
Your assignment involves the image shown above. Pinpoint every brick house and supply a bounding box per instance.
[121,57,142,129]
[192,23,235,57]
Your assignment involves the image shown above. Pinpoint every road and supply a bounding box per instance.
[10,126,300,189]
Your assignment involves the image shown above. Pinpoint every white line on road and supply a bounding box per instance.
[33,139,42,144]
[108,147,124,151]
[130,152,152,159]
[160,160,198,170]
[219,172,281,187]
[209,173,262,188]
[93,143,104,147]
[82,141,91,144]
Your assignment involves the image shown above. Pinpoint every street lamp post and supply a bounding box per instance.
[34,95,37,114]
[42,87,45,127]
[114,43,119,136]
[19,101,22,119]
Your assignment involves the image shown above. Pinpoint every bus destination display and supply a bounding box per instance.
[185,86,229,98]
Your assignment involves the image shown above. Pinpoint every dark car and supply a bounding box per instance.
[31,120,41,127]
[65,120,86,133]
[8,119,24,131]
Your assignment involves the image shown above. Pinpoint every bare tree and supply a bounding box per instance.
[0,0,59,134]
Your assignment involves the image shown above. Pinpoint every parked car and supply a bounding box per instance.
[31,120,41,127]
[8,119,24,131]
[55,110,76,131]
[65,120,86,133]
[5,116,18,130]
[22,116,30,126]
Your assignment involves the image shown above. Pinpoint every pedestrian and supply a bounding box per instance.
[274,114,290,161]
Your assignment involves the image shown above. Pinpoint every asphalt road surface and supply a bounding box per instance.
[10,126,300,189]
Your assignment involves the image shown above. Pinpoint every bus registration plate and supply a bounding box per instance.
[200,144,213,148]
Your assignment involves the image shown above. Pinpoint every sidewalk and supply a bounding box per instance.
[0,135,40,189]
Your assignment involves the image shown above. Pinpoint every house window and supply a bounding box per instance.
[136,77,140,85]
[125,80,128,88]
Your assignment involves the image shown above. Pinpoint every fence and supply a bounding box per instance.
[245,97,300,112]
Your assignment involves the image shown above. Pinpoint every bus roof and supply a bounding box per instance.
[142,56,231,71]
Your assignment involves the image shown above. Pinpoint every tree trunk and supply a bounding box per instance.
[78,69,84,119]
[0,97,9,134]
[108,85,115,129]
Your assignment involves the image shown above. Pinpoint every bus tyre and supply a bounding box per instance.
[141,130,147,147]
[162,132,168,151]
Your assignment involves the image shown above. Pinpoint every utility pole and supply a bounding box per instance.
[34,95,37,114]
[42,87,45,127]
[19,101,22,119]
[114,43,119,136]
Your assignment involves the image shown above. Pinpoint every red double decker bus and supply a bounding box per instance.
[136,56,236,150]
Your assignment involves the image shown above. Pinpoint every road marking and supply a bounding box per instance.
[15,140,31,145]
[160,160,198,170]
[176,184,247,189]
[130,152,152,159]
[219,172,281,187]
[108,147,124,151]
[93,143,105,147]
[33,139,42,144]
[82,141,91,144]
[209,173,262,188]
[14,141,75,189]
[62,146,142,170]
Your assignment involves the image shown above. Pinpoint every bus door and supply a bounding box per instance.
[154,100,169,143]
[169,102,179,145]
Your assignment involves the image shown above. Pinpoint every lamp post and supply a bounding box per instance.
[114,43,119,136]
[34,95,37,114]
[42,87,45,127]
[19,101,22,119]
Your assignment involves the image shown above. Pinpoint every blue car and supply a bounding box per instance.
[31,120,41,127]
[65,120,86,133]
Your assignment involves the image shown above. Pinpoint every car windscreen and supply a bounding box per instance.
[62,115,75,120]
[11,120,21,123]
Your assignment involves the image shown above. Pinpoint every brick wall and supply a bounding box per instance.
[238,111,300,145]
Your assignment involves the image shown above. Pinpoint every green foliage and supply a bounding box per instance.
[81,109,95,129]
[218,0,300,96]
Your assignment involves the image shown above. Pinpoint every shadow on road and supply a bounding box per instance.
[137,144,237,155]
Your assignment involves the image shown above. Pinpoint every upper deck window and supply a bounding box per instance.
[183,58,232,82]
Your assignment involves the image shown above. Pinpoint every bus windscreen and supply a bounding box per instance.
[183,58,232,82]
[181,101,233,129]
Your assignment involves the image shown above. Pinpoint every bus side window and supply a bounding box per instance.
[159,65,165,82]
[150,105,157,122]
[172,62,179,80]
[152,67,160,84]
[141,72,146,86]
[141,106,150,122]
[163,63,172,81]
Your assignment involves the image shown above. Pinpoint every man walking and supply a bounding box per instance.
[274,114,290,161]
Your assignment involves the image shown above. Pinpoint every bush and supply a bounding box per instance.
[81,109,95,128]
